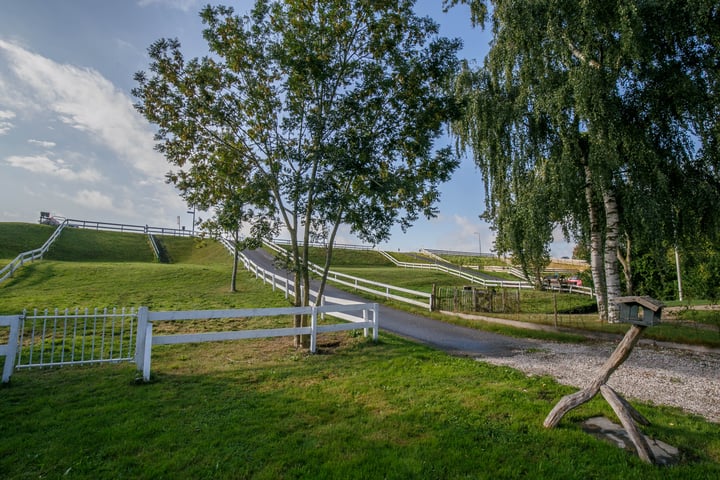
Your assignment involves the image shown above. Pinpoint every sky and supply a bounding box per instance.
[0,0,574,257]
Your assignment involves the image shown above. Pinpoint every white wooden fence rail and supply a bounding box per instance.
[258,240,433,310]
[0,303,378,383]
[134,303,379,381]
[0,220,68,284]
[379,250,535,290]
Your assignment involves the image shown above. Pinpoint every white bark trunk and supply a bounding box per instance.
[603,189,622,323]
[584,165,607,322]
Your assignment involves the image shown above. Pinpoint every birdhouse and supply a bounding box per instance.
[614,296,664,327]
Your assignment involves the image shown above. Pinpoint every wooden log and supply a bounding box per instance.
[601,384,650,426]
[601,384,655,464]
[544,325,646,428]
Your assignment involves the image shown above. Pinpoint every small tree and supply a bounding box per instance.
[134,0,462,345]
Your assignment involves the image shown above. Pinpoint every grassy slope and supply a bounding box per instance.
[0,224,718,477]
[0,222,57,260]
[45,227,155,263]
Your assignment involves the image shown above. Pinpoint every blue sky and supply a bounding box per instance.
[0,0,573,256]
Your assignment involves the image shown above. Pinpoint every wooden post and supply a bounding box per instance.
[543,324,656,464]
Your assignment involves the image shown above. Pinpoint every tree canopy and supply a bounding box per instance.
[452,0,720,321]
[133,0,462,339]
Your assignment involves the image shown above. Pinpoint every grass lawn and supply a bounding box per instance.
[1,225,719,477]
[1,334,719,479]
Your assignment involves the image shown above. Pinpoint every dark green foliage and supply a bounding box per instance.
[451,0,720,321]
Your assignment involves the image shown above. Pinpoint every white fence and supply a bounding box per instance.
[380,250,535,290]
[0,315,20,383]
[0,220,68,284]
[66,218,193,237]
[0,303,379,383]
[259,240,433,310]
[135,303,378,381]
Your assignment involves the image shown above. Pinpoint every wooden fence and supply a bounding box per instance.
[434,286,521,314]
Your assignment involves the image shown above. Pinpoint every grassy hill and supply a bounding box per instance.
[0,222,57,260]
[0,223,284,314]
[45,227,155,263]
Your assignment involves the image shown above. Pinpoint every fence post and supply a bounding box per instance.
[362,307,369,338]
[310,306,317,353]
[1,315,20,383]
[372,303,379,341]
[142,319,154,382]
[135,307,149,370]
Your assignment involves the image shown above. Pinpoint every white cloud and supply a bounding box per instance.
[28,139,56,148]
[73,190,115,210]
[5,154,103,182]
[0,39,167,179]
[137,0,200,12]
[0,109,15,134]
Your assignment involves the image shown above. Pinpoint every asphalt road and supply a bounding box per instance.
[243,248,537,358]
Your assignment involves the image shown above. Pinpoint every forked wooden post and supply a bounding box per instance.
[543,296,664,464]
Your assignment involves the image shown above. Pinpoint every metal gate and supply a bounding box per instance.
[13,307,137,370]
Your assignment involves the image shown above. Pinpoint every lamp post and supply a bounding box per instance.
[187,207,196,235]
[474,231,481,255]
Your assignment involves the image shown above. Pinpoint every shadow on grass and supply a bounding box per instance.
[1,335,718,479]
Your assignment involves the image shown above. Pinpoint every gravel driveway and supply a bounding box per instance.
[479,340,720,423]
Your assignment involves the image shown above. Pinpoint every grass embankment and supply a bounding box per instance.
[0,222,58,261]
[0,225,719,477]
[0,232,282,314]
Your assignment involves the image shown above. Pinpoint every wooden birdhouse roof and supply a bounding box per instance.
[613,296,664,313]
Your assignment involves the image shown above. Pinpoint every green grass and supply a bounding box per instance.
[46,227,155,263]
[0,222,57,259]
[438,254,509,268]
[279,244,395,267]
[1,335,719,479]
[1,224,719,477]
[0,235,283,314]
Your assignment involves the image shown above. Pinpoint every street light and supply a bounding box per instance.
[474,231,481,255]
[187,207,196,235]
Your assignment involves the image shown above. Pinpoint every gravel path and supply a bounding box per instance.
[478,340,720,423]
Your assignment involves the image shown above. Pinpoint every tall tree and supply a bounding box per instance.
[134,0,462,343]
[451,0,719,321]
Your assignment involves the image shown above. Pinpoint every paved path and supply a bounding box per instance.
[243,248,537,357]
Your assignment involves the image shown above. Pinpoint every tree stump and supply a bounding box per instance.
[543,324,656,464]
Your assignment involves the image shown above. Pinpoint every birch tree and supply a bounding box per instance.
[451,0,719,321]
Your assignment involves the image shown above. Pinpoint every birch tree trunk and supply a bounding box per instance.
[603,189,622,323]
[584,164,607,322]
